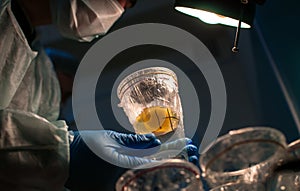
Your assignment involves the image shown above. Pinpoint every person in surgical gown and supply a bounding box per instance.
[0,0,199,190]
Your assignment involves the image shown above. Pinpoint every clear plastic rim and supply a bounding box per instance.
[288,139,300,152]
[117,67,178,101]
[200,126,287,173]
[116,159,200,191]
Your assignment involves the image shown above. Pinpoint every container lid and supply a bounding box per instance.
[117,67,178,101]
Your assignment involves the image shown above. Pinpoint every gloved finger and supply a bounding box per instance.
[184,144,199,167]
[176,152,199,166]
[113,132,161,149]
[184,144,199,157]
[164,139,198,162]
[188,155,199,167]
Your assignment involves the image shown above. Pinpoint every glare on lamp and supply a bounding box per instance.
[175,0,266,52]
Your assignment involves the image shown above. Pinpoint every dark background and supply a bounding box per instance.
[37,0,300,144]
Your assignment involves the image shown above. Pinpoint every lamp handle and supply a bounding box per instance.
[232,1,247,52]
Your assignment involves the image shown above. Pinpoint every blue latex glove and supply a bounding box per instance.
[70,130,199,168]
[108,131,199,165]
[66,131,199,190]
[75,130,161,168]
[152,137,199,166]
[67,130,161,190]
[180,138,199,166]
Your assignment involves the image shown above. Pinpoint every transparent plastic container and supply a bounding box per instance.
[115,159,204,191]
[200,127,287,188]
[117,67,185,143]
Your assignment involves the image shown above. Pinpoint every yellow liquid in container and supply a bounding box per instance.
[134,106,179,136]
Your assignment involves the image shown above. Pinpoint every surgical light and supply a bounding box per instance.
[175,0,266,52]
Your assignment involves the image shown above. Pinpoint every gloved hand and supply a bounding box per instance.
[175,138,199,166]
[66,130,199,190]
[148,137,199,166]
[70,130,199,169]
[106,132,199,164]
[71,130,161,168]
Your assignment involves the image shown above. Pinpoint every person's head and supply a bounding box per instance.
[18,0,136,26]
[18,0,136,41]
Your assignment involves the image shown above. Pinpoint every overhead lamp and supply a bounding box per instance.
[175,0,266,52]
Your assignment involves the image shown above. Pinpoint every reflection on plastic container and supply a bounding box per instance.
[200,127,287,189]
[117,67,185,143]
[115,159,204,191]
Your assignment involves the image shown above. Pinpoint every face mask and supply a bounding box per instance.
[50,0,124,42]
